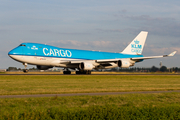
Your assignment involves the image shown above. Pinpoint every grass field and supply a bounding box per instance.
[0,75,180,95]
[0,93,180,119]
[0,74,180,119]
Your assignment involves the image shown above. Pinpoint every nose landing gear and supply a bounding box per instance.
[23,63,29,73]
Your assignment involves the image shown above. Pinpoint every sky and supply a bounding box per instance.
[0,0,180,69]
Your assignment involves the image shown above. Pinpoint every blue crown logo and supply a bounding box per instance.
[31,46,38,50]
[134,40,139,44]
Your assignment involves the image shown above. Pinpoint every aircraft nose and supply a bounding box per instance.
[8,47,23,57]
[8,49,16,59]
[8,47,24,62]
[8,50,14,56]
[8,49,17,56]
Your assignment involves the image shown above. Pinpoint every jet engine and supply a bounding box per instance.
[79,62,95,70]
[37,65,53,70]
[117,60,131,68]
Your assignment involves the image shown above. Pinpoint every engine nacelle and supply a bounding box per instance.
[117,60,131,68]
[79,62,95,70]
[37,65,53,70]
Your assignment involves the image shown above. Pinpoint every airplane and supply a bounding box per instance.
[8,31,176,74]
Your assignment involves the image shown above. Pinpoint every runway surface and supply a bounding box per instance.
[1,90,180,98]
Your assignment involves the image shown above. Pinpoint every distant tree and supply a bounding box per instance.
[160,66,167,72]
[8,67,17,71]
[111,67,119,71]
[174,67,178,72]
[151,66,159,72]
[29,67,36,70]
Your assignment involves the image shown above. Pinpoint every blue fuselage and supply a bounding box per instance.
[8,43,143,60]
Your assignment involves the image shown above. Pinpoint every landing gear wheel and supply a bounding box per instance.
[23,69,28,73]
[23,63,28,73]
[88,71,91,74]
[76,71,80,74]
[63,71,71,74]
[76,70,91,74]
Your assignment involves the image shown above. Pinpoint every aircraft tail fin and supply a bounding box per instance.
[121,31,148,55]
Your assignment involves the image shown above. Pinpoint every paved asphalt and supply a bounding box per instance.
[1,90,180,98]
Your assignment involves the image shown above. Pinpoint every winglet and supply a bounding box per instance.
[168,51,177,57]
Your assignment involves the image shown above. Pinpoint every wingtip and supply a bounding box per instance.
[168,51,177,56]
[141,31,148,33]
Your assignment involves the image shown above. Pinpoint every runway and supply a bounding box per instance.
[1,90,180,98]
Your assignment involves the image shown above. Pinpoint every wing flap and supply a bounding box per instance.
[60,60,96,64]
[96,59,120,63]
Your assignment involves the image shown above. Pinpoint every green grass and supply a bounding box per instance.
[0,72,6,74]
[0,75,180,95]
[0,93,180,119]
[1,75,180,119]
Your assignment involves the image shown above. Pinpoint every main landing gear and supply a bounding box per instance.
[63,69,91,75]
[63,71,71,74]
[23,63,29,73]
[63,68,71,74]
[76,70,91,75]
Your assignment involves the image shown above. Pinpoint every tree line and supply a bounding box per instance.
[6,66,180,73]
[109,66,180,72]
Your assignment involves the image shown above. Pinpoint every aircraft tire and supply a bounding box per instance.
[76,71,80,74]
[23,69,28,73]
[88,71,91,74]
[63,71,71,74]
[76,70,91,74]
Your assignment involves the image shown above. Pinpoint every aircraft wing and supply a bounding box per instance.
[131,51,177,61]
[60,51,177,64]
[59,51,177,68]
[60,59,123,64]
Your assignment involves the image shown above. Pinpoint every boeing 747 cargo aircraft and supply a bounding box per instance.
[8,31,176,74]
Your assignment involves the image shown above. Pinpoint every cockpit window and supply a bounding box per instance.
[19,44,26,47]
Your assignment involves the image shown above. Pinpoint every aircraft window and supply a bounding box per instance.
[19,44,26,47]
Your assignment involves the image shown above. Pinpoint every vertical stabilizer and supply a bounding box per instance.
[121,31,148,55]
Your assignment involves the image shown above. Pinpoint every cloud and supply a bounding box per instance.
[143,44,180,55]
[47,40,126,52]
[91,41,112,47]
[170,41,180,47]
[49,40,113,47]
[113,11,180,37]
[48,40,180,57]
[96,29,123,33]
[29,29,91,36]
[151,47,180,55]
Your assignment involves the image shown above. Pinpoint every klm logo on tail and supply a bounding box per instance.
[131,40,142,54]
[121,31,147,55]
